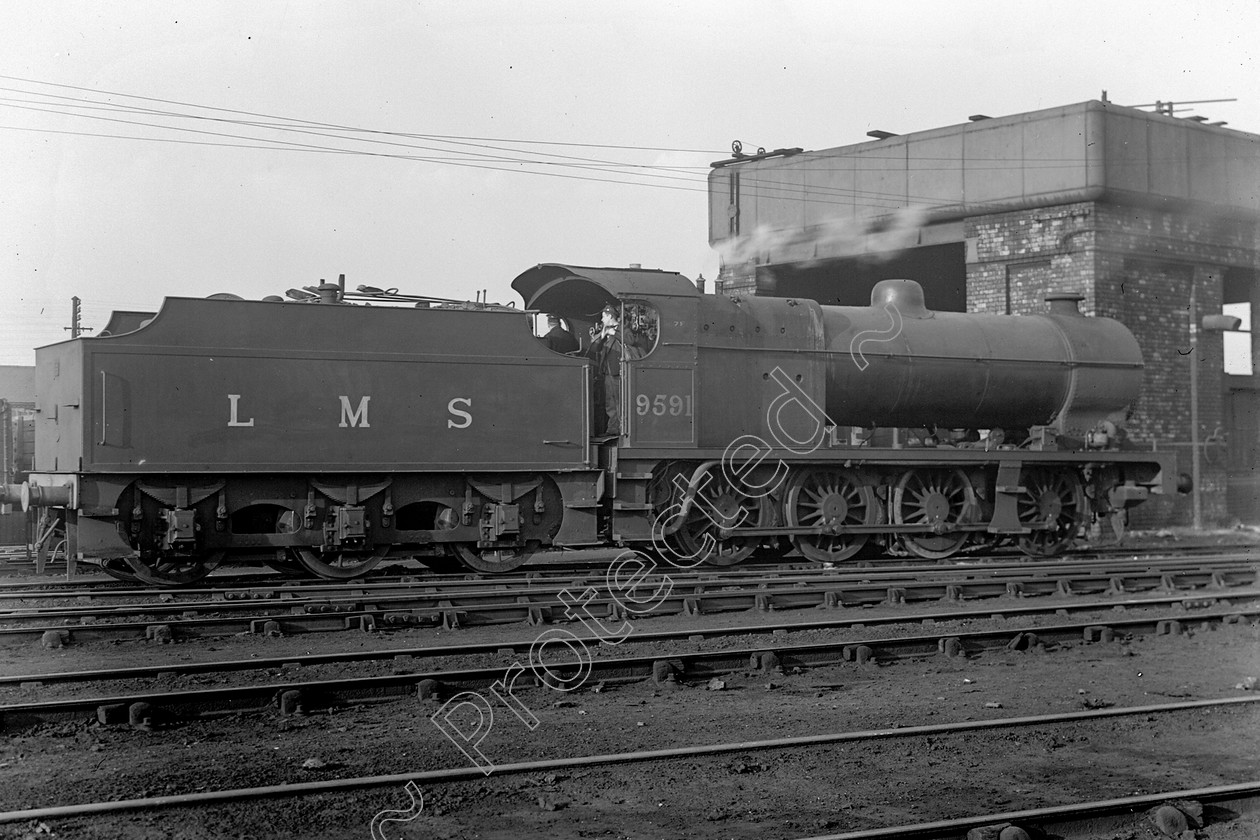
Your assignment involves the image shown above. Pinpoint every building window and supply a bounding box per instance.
[1223,301,1252,376]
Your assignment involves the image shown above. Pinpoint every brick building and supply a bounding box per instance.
[707,100,1260,525]
[0,365,36,541]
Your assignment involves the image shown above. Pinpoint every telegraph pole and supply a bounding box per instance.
[66,297,92,338]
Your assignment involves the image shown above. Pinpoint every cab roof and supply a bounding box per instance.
[512,263,698,312]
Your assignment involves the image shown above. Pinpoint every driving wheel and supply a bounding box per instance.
[784,468,878,563]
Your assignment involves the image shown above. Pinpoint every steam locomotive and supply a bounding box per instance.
[5,264,1176,585]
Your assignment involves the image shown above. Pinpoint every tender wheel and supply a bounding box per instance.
[451,543,537,574]
[670,471,770,567]
[126,550,225,586]
[291,546,390,580]
[784,468,878,563]
[892,468,976,560]
[1017,468,1085,557]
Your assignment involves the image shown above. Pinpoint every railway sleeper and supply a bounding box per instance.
[749,651,782,673]
[516,596,552,626]
[964,823,1034,840]
[652,659,684,683]
[1005,631,1044,652]
[1147,801,1205,836]
[1084,625,1116,643]
[344,615,377,632]
[249,619,283,636]
[1156,619,1184,636]
[39,629,70,649]
[279,689,305,716]
[144,623,174,644]
[1160,574,1182,591]
[435,602,465,629]
[96,703,128,726]
[416,679,443,701]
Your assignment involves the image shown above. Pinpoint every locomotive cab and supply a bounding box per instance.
[513,264,694,447]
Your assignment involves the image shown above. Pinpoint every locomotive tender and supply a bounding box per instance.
[9,264,1177,585]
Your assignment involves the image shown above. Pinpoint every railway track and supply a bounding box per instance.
[2,590,1256,690]
[2,699,1256,835]
[0,545,67,577]
[799,781,1260,839]
[2,559,1255,839]
[2,548,1255,603]
[0,554,1254,644]
[3,605,1254,729]
[0,540,1251,589]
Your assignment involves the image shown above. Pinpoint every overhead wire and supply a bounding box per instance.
[0,85,1151,221]
[2,83,1130,174]
[0,74,727,154]
[0,87,713,173]
[5,74,1210,164]
[10,75,1243,230]
[0,79,1081,361]
[0,77,1060,211]
[2,101,1228,216]
[0,115,927,212]
[3,79,1243,358]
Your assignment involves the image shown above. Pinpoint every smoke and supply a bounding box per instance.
[717,205,930,269]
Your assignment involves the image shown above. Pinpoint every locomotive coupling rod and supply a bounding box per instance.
[19,482,74,511]
[720,522,1023,539]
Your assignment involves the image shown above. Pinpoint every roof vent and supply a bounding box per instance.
[870,279,929,319]
[1045,291,1085,316]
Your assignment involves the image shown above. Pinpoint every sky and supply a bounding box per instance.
[2,1,1257,365]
